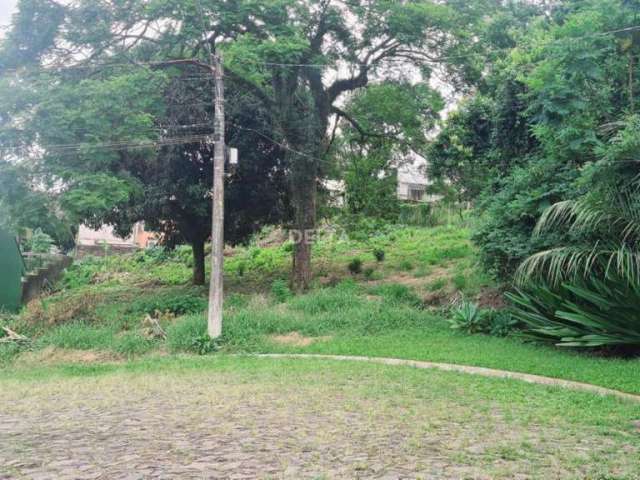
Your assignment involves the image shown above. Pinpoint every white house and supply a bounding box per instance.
[396,153,438,203]
[324,153,437,205]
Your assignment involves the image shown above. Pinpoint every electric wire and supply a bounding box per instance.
[0,24,638,77]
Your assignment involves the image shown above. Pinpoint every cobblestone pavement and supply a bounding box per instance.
[1,358,638,479]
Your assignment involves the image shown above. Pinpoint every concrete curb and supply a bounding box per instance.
[249,353,640,403]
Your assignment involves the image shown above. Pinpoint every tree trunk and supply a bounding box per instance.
[291,169,317,292]
[192,240,206,286]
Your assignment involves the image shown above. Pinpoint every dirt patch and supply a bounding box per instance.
[375,266,452,290]
[17,347,122,366]
[476,287,506,309]
[423,290,455,307]
[270,332,332,347]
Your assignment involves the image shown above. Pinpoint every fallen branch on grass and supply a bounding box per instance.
[143,314,167,340]
[0,327,29,344]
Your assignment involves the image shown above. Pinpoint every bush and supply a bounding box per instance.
[363,267,376,280]
[271,279,292,303]
[348,258,363,275]
[484,310,518,337]
[507,277,640,351]
[448,301,487,334]
[190,333,222,355]
[23,228,55,254]
[473,157,580,279]
[448,301,516,337]
[373,248,385,262]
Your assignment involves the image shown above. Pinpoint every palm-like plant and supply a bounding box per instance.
[511,181,640,350]
[516,183,640,287]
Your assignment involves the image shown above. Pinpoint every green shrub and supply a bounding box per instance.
[190,333,222,355]
[59,257,108,289]
[448,301,487,334]
[24,228,54,253]
[473,157,580,279]
[373,248,385,262]
[271,279,292,303]
[363,267,376,280]
[348,258,363,275]
[484,310,518,337]
[507,277,640,351]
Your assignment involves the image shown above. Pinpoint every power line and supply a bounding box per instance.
[0,133,215,156]
[230,122,328,164]
[2,24,639,77]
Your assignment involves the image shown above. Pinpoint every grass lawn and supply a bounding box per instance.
[2,356,640,479]
[2,223,640,396]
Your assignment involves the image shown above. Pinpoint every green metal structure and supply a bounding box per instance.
[0,227,24,312]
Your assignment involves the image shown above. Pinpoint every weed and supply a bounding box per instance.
[114,332,155,356]
[271,279,292,303]
[38,323,115,350]
[128,292,206,316]
[413,266,432,278]
[237,261,246,277]
[191,333,222,355]
[370,284,422,308]
[363,267,376,280]
[226,294,249,310]
[427,278,448,291]
[373,248,386,262]
[453,273,467,290]
[166,314,207,353]
[398,259,414,271]
[348,258,363,275]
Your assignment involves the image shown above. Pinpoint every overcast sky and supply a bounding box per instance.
[0,0,18,30]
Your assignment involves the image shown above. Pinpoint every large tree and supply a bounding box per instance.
[1,0,502,290]
[0,62,288,285]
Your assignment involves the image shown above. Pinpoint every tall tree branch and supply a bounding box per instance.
[331,106,394,140]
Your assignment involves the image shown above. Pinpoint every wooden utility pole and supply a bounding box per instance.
[208,52,225,338]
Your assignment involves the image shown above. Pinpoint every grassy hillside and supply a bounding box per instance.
[3,224,640,395]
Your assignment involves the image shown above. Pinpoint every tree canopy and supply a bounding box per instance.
[1,0,515,290]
